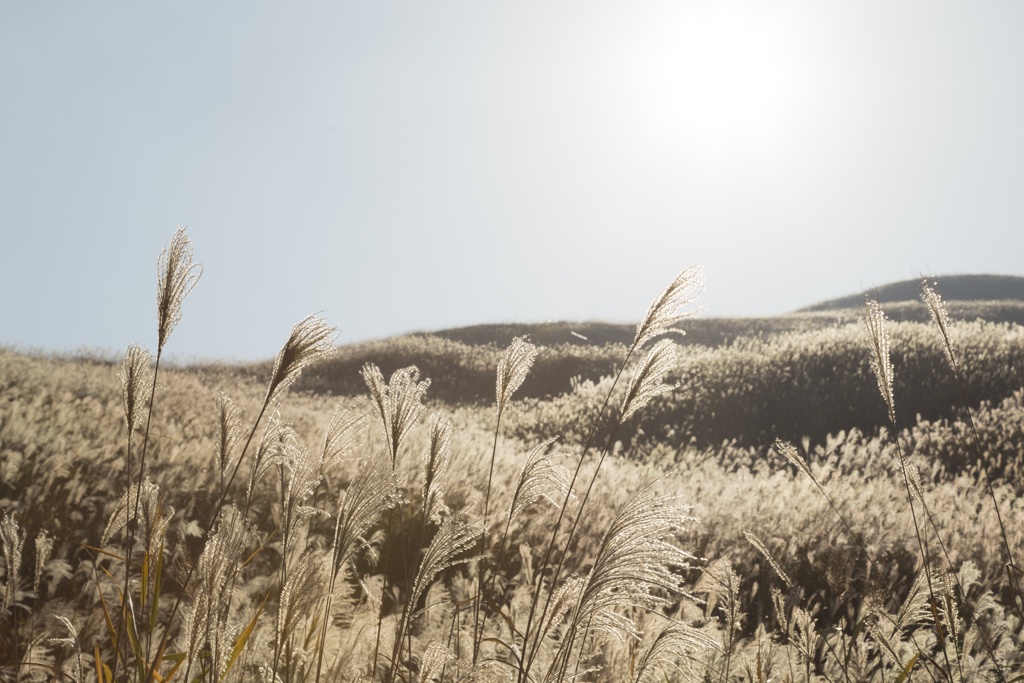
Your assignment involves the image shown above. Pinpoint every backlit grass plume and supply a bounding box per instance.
[620,338,677,421]
[864,298,895,423]
[633,266,703,349]
[33,531,53,598]
[551,487,696,681]
[118,345,154,437]
[921,280,958,373]
[266,314,337,406]
[1,511,25,617]
[361,364,431,466]
[496,336,538,416]
[156,227,202,352]
[422,411,453,524]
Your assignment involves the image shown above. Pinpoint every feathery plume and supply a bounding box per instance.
[921,280,959,373]
[743,530,793,590]
[34,530,54,596]
[633,266,703,349]
[773,440,827,499]
[633,621,717,683]
[100,478,174,558]
[393,513,481,675]
[266,314,337,406]
[213,394,244,485]
[508,439,571,522]
[422,411,453,524]
[48,615,84,683]
[419,641,456,683]
[331,454,399,579]
[361,364,431,466]
[321,406,369,473]
[156,227,202,351]
[1,511,25,616]
[246,410,294,507]
[182,507,254,675]
[496,337,538,414]
[406,513,482,622]
[864,299,895,423]
[620,339,677,421]
[277,551,327,649]
[559,487,696,673]
[118,345,154,437]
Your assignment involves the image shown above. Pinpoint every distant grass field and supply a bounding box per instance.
[1,237,1022,682]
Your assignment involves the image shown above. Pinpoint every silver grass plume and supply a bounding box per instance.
[214,394,244,487]
[633,621,717,683]
[331,454,398,579]
[620,338,677,421]
[742,530,793,590]
[865,569,936,670]
[406,513,481,620]
[422,411,453,524]
[508,439,571,522]
[34,530,54,597]
[265,314,336,406]
[277,551,327,658]
[100,478,174,557]
[321,406,369,474]
[48,615,84,683]
[864,299,895,423]
[156,227,202,352]
[496,337,538,415]
[633,266,703,349]
[361,364,431,466]
[118,344,154,437]
[246,411,294,508]
[773,440,827,499]
[921,280,959,373]
[182,507,254,674]
[280,439,326,561]
[419,641,456,683]
[556,488,696,676]
[790,606,820,664]
[894,569,934,630]
[394,513,482,666]
[694,558,741,629]
[1,511,25,616]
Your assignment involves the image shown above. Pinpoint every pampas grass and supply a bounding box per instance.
[2,227,1023,682]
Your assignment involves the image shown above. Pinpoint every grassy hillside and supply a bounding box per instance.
[802,273,1024,310]
[2,234,1022,682]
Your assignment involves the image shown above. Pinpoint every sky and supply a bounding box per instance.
[3,2,1023,361]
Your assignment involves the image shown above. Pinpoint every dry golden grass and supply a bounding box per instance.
[0,230,1021,682]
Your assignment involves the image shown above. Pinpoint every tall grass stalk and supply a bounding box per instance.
[865,297,954,680]
[921,280,1024,622]
[518,267,701,683]
[472,337,538,662]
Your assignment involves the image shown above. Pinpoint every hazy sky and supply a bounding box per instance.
[3,2,1023,361]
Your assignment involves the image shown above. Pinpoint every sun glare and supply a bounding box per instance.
[622,6,812,167]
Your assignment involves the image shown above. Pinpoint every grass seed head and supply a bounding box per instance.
[864,298,895,423]
[633,266,703,349]
[118,344,154,437]
[266,314,337,405]
[1,510,25,616]
[156,227,202,352]
[496,336,538,414]
[921,279,959,373]
[620,338,677,421]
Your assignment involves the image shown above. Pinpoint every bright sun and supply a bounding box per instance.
[620,5,812,167]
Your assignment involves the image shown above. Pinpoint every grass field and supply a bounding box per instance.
[1,231,1022,681]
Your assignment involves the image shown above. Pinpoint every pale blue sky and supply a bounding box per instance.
[3,2,1023,360]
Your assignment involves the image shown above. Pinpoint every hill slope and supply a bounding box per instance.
[801,273,1024,311]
